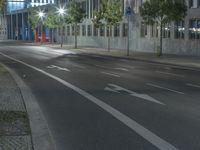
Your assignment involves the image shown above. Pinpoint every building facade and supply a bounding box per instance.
[4,0,55,41]
[55,0,200,56]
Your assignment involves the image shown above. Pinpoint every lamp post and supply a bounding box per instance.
[57,7,66,48]
[38,11,45,44]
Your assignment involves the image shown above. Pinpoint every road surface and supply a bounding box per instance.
[1,41,200,150]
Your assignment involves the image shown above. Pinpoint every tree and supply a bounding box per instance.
[66,0,85,49]
[0,0,4,12]
[93,0,123,51]
[44,6,59,44]
[28,8,40,42]
[140,0,187,56]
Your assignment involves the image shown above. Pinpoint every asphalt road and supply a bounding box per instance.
[1,41,200,150]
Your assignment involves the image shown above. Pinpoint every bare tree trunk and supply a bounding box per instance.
[74,24,78,49]
[107,25,111,52]
[159,23,163,56]
[51,28,54,45]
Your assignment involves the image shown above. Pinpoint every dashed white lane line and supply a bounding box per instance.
[114,68,129,72]
[147,83,184,95]
[156,71,184,78]
[101,72,120,78]
[185,83,200,88]
[0,52,179,150]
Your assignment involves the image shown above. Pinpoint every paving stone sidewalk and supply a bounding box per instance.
[0,64,33,150]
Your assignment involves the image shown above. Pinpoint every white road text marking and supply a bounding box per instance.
[0,52,178,150]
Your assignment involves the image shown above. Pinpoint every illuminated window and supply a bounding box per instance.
[174,21,184,39]
[189,19,200,39]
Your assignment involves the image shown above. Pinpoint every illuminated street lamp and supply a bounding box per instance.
[56,7,66,48]
[37,10,45,44]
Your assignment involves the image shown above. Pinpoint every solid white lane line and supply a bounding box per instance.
[185,83,200,88]
[147,83,184,95]
[101,72,120,77]
[156,71,184,78]
[114,68,129,72]
[0,52,179,150]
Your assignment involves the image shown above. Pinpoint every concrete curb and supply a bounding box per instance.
[2,64,56,150]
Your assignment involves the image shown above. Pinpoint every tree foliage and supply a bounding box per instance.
[44,6,59,29]
[66,0,85,24]
[93,0,122,27]
[139,0,187,56]
[0,0,4,12]
[66,0,86,48]
[28,7,40,30]
[93,0,123,51]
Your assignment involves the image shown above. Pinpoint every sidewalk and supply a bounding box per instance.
[41,43,200,71]
[0,64,33,150]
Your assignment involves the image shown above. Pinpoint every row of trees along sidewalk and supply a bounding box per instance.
[28,1,85,48]
[139,0,187,56]
[29,0,187,56]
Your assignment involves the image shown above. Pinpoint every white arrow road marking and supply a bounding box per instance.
[147,83,184,95]
[185,83,200,89]
[114,68,129,71]
[101,72,120,78]
[47,65,70,72]
[104,87,120,93]
[107,84,165,105]
[0,52,178,150]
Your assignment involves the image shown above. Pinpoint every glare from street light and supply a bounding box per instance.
[37,11,45,20]
[57,6,66,16]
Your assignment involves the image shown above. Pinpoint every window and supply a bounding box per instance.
[82,25,86,36]
[87,25,92,36]
[72,25,75,36]
[122,23,128,37]
[140,22,147,37]
[58,27,61,36]
[93,25,98,36]
[100,25,105,36]
[106,26,111,37]
[189,19,200,39]
[76,25,80,36]
[67,26,70,36]
[114,24,120,37]
[162,24,170,38]
[174,21,185,39]
[189,0,198,8]
[62,26,65,36]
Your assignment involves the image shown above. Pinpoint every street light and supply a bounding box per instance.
[56,7,66,48]
[37,10,45,44]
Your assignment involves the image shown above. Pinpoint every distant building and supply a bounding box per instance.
[55,0,200,56]
[4,0,55,40]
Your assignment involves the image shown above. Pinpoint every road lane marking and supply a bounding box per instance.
[47,65,70,72]
[101,72,120,77]
[0,52,179,150]
[185,83,200,88]
[107,84,164,105]
[104,87,120,93]
[147,83,184,95]
[114,68,129,72]
[155,71,184,78]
